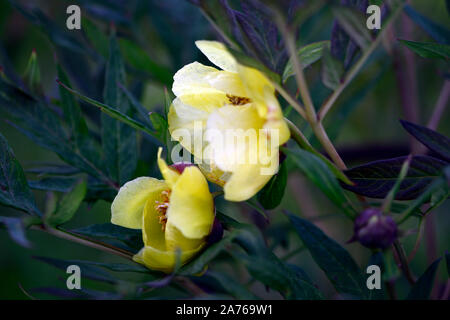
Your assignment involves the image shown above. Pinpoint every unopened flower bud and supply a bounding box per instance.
[351,208,398,249]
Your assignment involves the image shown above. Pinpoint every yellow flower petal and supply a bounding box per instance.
[157,147,180,188]
[195,40,238,72]
[224,161,274,202]
[111,177,167,229]
[165,221,203,252]
[141,198,167,251]
[167,166,214,239]
[133,243,204,273]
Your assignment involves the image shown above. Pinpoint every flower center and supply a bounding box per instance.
[226,94,251,106]
[154,190,171,231]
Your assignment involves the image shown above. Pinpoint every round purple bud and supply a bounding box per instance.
[352,208,398,249]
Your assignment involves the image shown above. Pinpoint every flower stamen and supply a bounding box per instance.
[226,94,251,106]
[155,190,171,231]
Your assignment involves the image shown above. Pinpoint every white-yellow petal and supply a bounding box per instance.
[195,40,238,72]
[111,177,168,229]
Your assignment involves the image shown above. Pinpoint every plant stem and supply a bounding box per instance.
[318,2,404,121]
[32,224,134,260]
[276,12,347,170]
[272,81,307,119]
[427,80,450,131]
[392,240,415,285]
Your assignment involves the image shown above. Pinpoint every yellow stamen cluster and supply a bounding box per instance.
[155,190,171,231]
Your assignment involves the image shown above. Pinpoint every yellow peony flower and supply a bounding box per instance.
[168,40,290,202]
[111,148,215,273]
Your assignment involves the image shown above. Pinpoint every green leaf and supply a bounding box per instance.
[28,176,78,192]
[82,18,109,58]
[401,120,450,161]
[102,33,138,186]
[0,133,40,215]
[179,230,239,275]
[238,251,323,299]
[398,175,449,223]
[283,41,330,83]
[0,78,116,189]
[321,48,344,90]
[23,49,40,91]
[257,160,287,209]
[332,6,372,49]
[119,38,172,85]
[404,4,450,45]
[71,223,141,243]
[57,82,155,137]
[207,271,259,300]
[343,155,448,200]
[287,213,368,298]
[46,180,87,226]
[406,257,442,300]
[0,216,31,248]
[57,65,99,161]
[149,112,169,145]
[34,256,117,284]
[232,224,323,300]
[399,40,450,60]
[285,148,356,217]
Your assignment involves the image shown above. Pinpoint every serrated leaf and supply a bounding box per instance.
[285,148,356,217]
[46,180,86,226]
[321,48,344,90]
[0,133,40,215]
[400,120,450,161]
[287,213,368,299]
[282,41,329,83]
[332,6,372,49]
[257,160,287,209]
[0,216,31,248]
[399,40,450,60]
[343,155,448,200]
[102,33,138,186]
[404,4,450,45]
[406,257,442,300]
